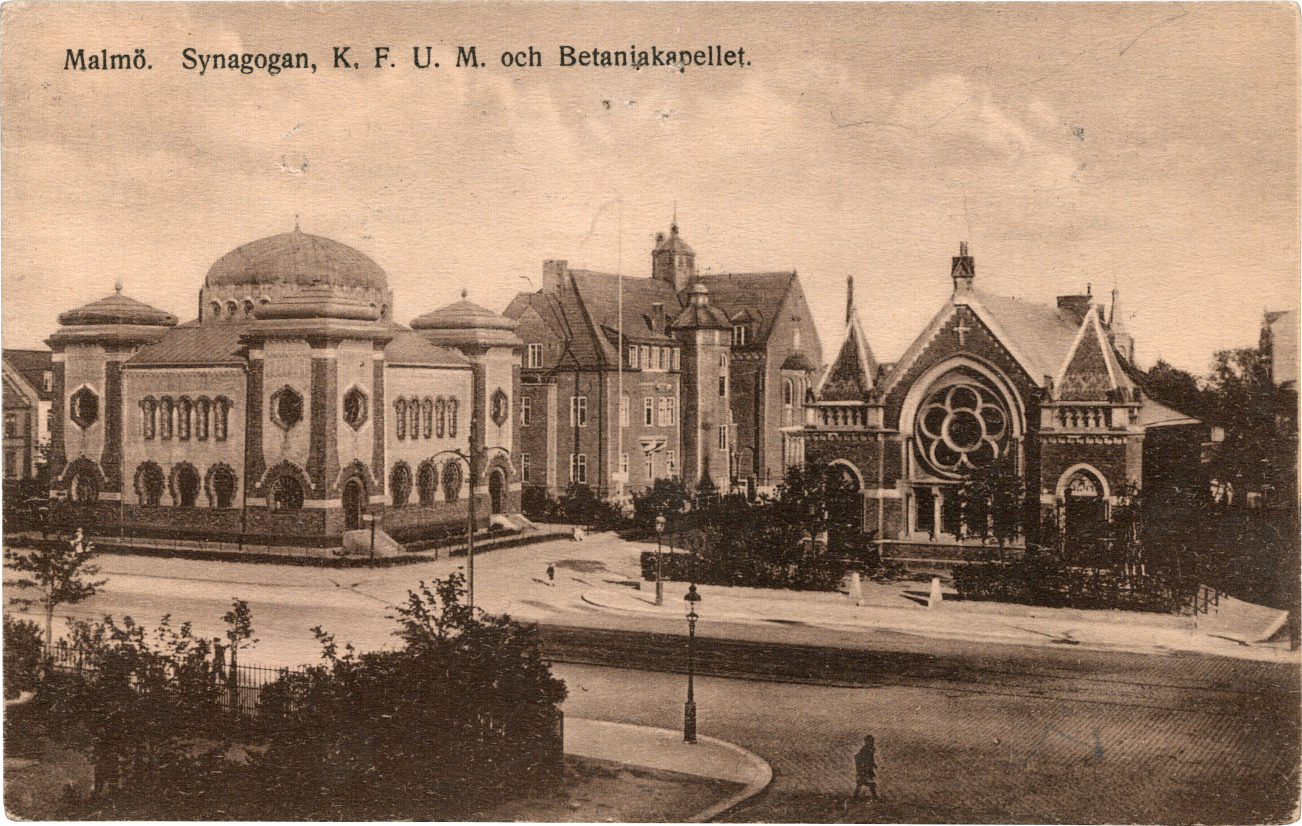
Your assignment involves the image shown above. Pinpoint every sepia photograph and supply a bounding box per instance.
[1,2,1298,821]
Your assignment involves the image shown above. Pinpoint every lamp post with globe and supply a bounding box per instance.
[683,583,701,743]
[654,514,666,605]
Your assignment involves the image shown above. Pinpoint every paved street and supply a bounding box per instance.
[6,530,1299,822]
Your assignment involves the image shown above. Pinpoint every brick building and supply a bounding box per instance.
[46,229,521,546]
[503,224,823,499]
[2,349,54,482]
[803,244,1201,566]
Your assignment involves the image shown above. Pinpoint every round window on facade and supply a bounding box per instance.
[271,387,304,430]
[913,378,1011,479]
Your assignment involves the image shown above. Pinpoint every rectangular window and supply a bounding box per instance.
[570,395,587,427]
[645,453,654,479]
[719,375,727,396]
[656,397,665,427]
[570,453,587,484]
[659,347,668,370]
[521,453,531,483]
[620,452,629,476]
[665,397,676,426]
[718,424,728,451]
[620,394,629,427]
[521,396,531,426]
[4,412,16,438]
[667,449,677,476]
[43,371,52,392]
[671,349,680,371]
[644,397,653,426]
[641,345,651,370]
[527,343,544,369]
[629,345,640,369]
[733,325,749,346]
[4,450,16,479]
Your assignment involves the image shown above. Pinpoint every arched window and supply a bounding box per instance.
[418,461,437,506]
[435,398,446,438]
[395,398,407,439]
[391,463,412,508]
[174,464,200,507]
[136,462,165,506]
[784,379,794,407]
[409,397,420,439]
[225,300,238,318]
[442,461,463,503]
[209,301,222,321]
[270,476,304,512]
[243,299,254,317]
[195,398,211,441]
[913,376,1011,479]
[210,466,237,509]
[448,398,459,438]
[214,397,230,441]
[177,397,192,440]
[159,397,174,439]
[422,398,433,439]
[141,397,157,440]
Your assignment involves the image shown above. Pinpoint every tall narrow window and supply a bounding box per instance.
[442,462,463,503]
[733,325,749,346]
[570,453,587,484]
[620,453,629,477]
[418,462,438,505]
[409,397,420,439]
[395,398,407,439]
[619,394,629,427]
[527,343,544,368]
[422,398,433,439]
[640,346,651,369]
[436,398,446,438]
[214,398,229,441]
[667,450,677,477]
[665,397,676,426]
[659,347,668,370]
[177,397,192,440]
[570,396,587,427]
[448,398,458,437]
[521,396,532,426]
[644,453,653,479]
[719,375,727,396]
[141,398,157,440]
[644,397,653,426]
[195,398,211,440]
[391,463,412,508]
[657,397,666,427]
[718,424,729,451]
[160,397,174,439]
[629,345,640,369]
[521,453,532,483]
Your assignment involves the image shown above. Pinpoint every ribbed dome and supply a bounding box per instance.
[58,289,177,327]
[205,230,388,290]
[410,292,518,332]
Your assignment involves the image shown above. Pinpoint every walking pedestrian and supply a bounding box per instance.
[547,563,555,584]
[854,734,879,801]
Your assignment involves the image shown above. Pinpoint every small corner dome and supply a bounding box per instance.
[410,292,518,332]
[205,230,388,291]
[58,289,177,327]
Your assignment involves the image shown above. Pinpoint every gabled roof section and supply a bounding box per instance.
[128,322,247,366]
[3,349,53,400]
[816,309,876,401]
[697,272,796,346]
[1054,308,1135,401]
[963,290,1080,383]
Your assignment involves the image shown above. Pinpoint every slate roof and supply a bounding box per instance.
[697,272,797,346]
[2,349,53,400]
[971,289,1081,383]
[384,327,471,367]
[206,230,388,291]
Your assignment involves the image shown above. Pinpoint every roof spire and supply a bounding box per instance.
[846,275,855,324]
[114,280,122,295]
[951,241,975,292]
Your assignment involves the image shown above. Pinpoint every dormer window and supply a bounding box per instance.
[526,343,543,369]
[733,325,749,347]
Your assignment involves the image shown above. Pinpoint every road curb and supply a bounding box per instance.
[687,732,774,822]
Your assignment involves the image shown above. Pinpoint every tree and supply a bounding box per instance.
[955,464,1027,550]
[6,528,106,645]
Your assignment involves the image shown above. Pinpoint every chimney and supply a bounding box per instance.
[1056,293,1093,324]
[846,275,855,324]
[652,301,666,333]
[542,259,567,294]
[1107,286,1135,361]
[951,242,975,292]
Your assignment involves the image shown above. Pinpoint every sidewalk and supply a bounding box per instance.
[581,577,1298,664]
[564,718,772,822]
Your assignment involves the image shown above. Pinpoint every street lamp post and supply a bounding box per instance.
[654,514,666,605]
[448,418,481,610]
[683,583,701,743]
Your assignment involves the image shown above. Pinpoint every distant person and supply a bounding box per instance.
[572,526,586,542]
[854,735,879,800]
[547,563,555,584]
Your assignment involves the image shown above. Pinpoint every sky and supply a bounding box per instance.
[2,2,1297,376]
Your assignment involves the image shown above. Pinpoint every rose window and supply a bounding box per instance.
[914,381,1009,477]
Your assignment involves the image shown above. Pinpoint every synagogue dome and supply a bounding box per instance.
[204,229,388,291]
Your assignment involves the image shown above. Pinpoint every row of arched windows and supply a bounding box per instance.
[141,396,231,442]
[133,461,238,509]
[207,297,390,322]
[390,459,464,507]
[395,396,458,440]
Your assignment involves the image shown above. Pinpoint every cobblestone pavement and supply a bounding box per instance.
[551,656,1298,824]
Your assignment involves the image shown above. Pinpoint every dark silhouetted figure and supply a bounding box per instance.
[854,735,879,800]
[547,564,555,584]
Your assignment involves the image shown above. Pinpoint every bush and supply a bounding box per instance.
[3,614,44,698]
[952,551,1191,613]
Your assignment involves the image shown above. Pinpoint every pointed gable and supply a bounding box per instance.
[1055,309,1133,401]
[817,314,876,401]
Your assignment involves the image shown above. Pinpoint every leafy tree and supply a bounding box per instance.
[6,528,106,645]
[3,614,44,698]
[1144,358,1207,419]
[955,465,1026,550]
[631,477,692,528]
